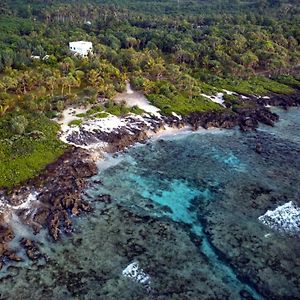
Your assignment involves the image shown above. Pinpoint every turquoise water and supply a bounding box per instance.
[1,108,300,299]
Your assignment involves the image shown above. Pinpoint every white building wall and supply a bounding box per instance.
[69,41,93,57]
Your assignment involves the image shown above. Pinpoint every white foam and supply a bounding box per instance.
[8,212,34,239]
[97,153,126,171]
[258,201,300,236]
[122,262,151,288]
[11,192,39,210]
[0,191,39,215]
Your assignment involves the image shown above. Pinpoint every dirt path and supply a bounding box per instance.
[114,81,161,116]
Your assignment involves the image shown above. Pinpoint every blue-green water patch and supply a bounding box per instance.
[87,143,265,298]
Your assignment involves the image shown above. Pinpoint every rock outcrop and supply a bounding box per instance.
[0,147,97,269]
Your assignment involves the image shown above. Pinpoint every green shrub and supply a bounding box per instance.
[214,76,294,95]
[76,113,87,118]
[147,93,223,116]
[95,112,109,118]
[10,115,28,135]
[0,111,67,188]
[68,119,83,126]
[276,75,300,88]
[130,105,144,115]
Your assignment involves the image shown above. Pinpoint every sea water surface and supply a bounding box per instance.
[0,108,300,299]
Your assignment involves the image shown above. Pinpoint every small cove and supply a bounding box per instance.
[0,108,300,299]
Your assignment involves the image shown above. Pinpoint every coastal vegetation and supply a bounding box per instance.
[0,111,66,188]
[147,94,222,115]
[0,0,300,187]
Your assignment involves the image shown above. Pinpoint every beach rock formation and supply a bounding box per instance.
[0,146,97,270]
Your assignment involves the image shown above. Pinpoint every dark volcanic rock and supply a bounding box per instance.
[240,289,255,300]
[20,239,42,260]
[185,91,299,132]
[256,90,300,108]
[255,143,263,154]
[186,111,239,130]
[0,147,98,245]
[0,218,20,268]
[97,195,112,204]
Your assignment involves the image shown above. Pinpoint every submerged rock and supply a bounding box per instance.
[20,238,42,261]
[255,143,263,154]
[0,221,18,268]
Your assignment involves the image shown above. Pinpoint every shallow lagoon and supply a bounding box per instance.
[0,108,300,299]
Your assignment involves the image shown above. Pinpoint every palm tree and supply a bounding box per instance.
[74,70,85,86]
[0,98,15,116]
[1,76,17,93]
[46,76,57,96]
[87,69,101,88]
[60,77,69,96]
[66,74,79,94]
[0,82,5,92]
[18,71,33,94]
[0,104,9,116]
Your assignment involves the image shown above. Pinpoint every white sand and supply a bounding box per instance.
[80,115,127,133]
[149,125,192,140]
[201,93,226,107]
[58,113,127,151]
[59,113,157,150]
[172,112,182,120]
[114,82,161,116]
[58,107,228,151]
[223,89,236,95]
[240,95,249,99]
[56,105,91,131]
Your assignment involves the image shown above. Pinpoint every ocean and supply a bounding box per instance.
[0,107,300,299]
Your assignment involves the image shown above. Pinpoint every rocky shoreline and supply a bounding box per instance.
[0,147,98,269]
[187,89,300,131]
[0,89,300,270]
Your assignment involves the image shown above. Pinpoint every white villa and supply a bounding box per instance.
[69,41,93,57]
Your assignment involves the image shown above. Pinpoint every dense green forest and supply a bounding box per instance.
[0,0,300,187]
